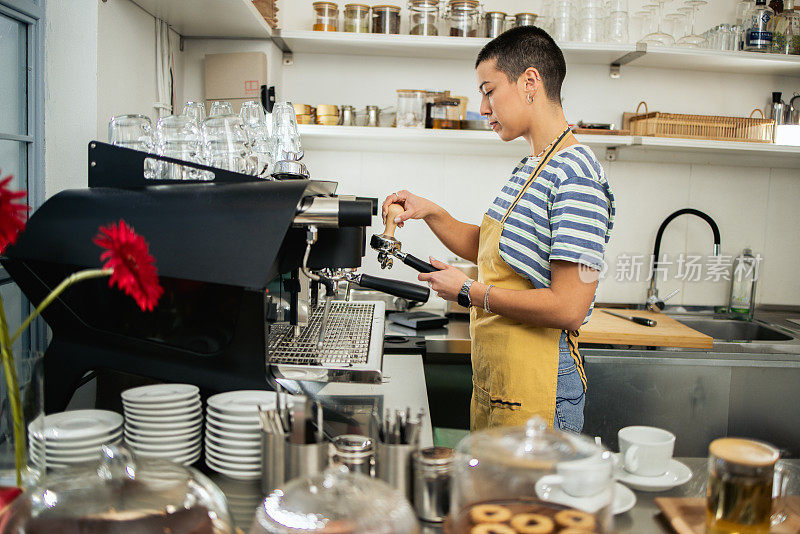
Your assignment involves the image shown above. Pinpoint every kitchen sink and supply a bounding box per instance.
[674,318,793,342]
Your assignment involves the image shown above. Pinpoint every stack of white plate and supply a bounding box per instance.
[122,384,202,465]
[204,390,277,480]
[29,410,123,470]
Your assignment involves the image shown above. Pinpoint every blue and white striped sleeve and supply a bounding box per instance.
[549,173,612,271]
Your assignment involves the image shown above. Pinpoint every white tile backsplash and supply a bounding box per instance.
[761,168,800,305]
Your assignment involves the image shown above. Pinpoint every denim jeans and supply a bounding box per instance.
[554,330,586,433]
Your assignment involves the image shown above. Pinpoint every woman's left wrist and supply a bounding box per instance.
[468,281,485,307]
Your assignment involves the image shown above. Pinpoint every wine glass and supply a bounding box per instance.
[664,11,687,40]
[676,0,708,48]
[639,0,676,46]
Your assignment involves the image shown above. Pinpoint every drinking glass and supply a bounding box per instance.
[664,11,688,40]
[182,101,206,125]
[108,114,156,179]
[155,115,209,180]
[209,100,235,117]
[605,1,629,44]
[270,102,303,163]
[676,0,708,48]
[640,0,676,46]
[552,0,575,41]
[630,10,653,42]
[202,115,257,175]
[240,100,273,179]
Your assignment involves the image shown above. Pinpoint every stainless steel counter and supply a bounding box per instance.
[388,309,800,457]
[208,457,800,533]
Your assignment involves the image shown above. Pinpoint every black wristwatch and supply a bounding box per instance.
[457,279,474,308]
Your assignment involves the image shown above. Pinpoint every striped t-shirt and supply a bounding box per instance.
[486,144,615,323]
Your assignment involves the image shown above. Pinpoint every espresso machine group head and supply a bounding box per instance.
[370,203,438,274]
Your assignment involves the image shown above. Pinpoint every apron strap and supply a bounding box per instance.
[500,127,573,225]
[565,330,587,393]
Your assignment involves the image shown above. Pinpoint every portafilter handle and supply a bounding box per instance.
[351,273,430,303]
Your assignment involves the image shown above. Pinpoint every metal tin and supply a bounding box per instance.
[413,447,454,522]
[376,442,417,501]
[484,11,507,37]
[286,441,330,481]
[365,105,381,127]
[331,434,375,476]
[337,105,356,126]
[515,12,538,27]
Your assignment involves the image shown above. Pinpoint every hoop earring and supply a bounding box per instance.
[527,94,534,104]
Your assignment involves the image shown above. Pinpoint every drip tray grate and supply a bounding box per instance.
[268,302,375,366]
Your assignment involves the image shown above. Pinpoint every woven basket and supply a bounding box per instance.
[629,102,774,143]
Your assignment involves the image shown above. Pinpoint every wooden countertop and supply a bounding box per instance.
[579,308,713,349]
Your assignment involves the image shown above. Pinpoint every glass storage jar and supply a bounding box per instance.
[313,1,339,31]
[344,3,371,32]
[450,416,615,533]
[0,445,233,533]
[484,11,507,37]
[251,466,418,534]
[372,4,402,34]
[396,89,427,128]
[409,0,441,35]
[446,0,481,36]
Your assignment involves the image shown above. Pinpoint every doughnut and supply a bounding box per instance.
[559,529,598,534]
[509,513,555,534]
[470,504,513,524]
[470,523,516,534]
[554,509,596,531]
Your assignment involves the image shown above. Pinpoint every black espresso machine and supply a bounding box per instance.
[1,142,430,413]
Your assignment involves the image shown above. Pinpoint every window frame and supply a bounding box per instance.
[0,0,46,351]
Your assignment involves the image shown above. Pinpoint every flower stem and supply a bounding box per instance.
[0,293,24,486]
[10,268,113,345]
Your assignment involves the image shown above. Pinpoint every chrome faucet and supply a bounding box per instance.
[646,208,721,312]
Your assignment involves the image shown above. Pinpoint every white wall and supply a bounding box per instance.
[44,0,99,197]
[269,0,800,307]
[97,0,184,138]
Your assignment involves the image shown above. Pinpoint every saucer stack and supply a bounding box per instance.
[29,410,123,470]
[204,390,277,480]
[122,384,202,465]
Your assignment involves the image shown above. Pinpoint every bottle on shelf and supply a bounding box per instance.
[744,0,776,51]
[771,0,800,53]
[729,248,759,320]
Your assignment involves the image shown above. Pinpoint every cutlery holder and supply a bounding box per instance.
[376,441,417,501]
[286,441,329,481]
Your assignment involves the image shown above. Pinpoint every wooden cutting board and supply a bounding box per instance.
[655,497,800,534]
[578,308,713,349]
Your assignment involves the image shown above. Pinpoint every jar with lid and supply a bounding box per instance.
[372,4,402,34]
[0,445,233,533]
[484,11,507,37]
[330,434,375,476]
[396,89,427,128]
[409,0,442,35]
[446,0,481,36]
[344,3,370,32]
[251,466,418,534]
[515,12,538,27]
[450,416,615,532]
[313,2,339,31]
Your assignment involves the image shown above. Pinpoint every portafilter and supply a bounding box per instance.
[370,203,438,273]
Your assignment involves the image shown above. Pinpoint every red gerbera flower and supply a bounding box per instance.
[0,172,30,254]
[93,220,163,312]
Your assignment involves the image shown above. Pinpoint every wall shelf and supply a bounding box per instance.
[131,0,272,39]
[277,30,800,77]
[297,124,800,167]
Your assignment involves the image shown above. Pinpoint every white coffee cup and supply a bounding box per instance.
[556,454,614,497]
[618,426,675,477]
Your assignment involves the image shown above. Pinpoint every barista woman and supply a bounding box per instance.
[382,27,615,432]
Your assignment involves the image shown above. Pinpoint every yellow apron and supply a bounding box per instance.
[469,130,587,430]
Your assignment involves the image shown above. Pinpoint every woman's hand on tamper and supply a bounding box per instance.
[381,190,436,228]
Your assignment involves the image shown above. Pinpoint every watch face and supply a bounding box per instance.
[458,286,470,307]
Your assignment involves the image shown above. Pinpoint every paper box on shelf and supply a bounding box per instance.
[204,52,268,111]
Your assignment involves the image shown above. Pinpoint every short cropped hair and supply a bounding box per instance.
[475,26,566,103]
